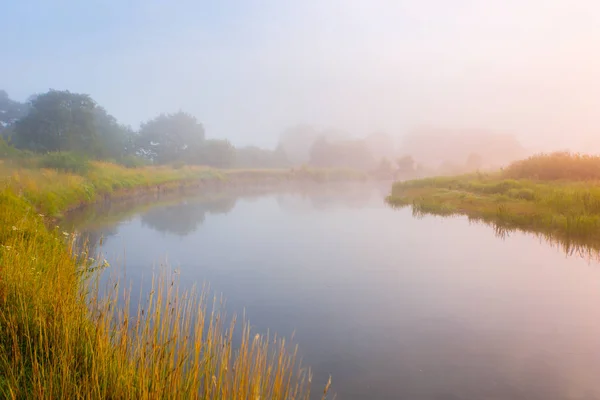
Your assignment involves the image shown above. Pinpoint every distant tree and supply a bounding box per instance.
[396,155,415,174]
[0,90,29,138]
[376,157,394,175]
[278,124,320,165]
[235,145,289,168]
[137,112,205,164]
[93,106,135,159]
[466,152,483,171]
[398,127,526,168]
[309,137,375,170]
[308,137,331,168]
[193,139,236,168]
[365,132,396,160]
[13,90,97,153]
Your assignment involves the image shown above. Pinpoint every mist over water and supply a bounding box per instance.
[69,184,600,399]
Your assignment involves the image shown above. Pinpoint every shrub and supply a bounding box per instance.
[38,152,91,174]
[118,155,148,169]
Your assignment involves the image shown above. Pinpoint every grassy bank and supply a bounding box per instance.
[0,160,333,399]
[1,157,367,217]
[386,153,600,254]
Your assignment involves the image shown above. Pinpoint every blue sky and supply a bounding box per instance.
[2,0,600,150]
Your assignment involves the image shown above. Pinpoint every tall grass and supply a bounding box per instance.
[503,151,600,181]
[38,152,91,174]
[0,160,223,217]
[386,156,600,255]
[0,161,333,398]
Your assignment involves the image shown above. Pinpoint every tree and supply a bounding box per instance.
[278,124,320,165]
[365,132,396,160]
[374,157,395,178]
[0,90,29,138]
[93,106,135,159]
[192,139,236,168]
[396,155,415,175]
[137,112,205,164]
[13,90,97,153]
[235,145,289,168]
[309,137,376,170]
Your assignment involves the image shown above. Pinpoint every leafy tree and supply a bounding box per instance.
[235,145,289,168]
[137,112,205,164]
[0,90,29,138]
[193,139,236,168]
[396,155,415,173]
[374,157,395,178]
[93,106,135,159]
[13,90,97,153]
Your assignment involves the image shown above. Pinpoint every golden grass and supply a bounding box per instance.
[504,151,600,181]
[0,161,333,399]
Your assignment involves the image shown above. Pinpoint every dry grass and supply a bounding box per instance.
[504,152,600,181]
[0,160,333,399]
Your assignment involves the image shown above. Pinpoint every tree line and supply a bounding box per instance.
[0,89,526,174]
[0,89,289,169]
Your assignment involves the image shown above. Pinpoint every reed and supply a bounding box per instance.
[387,154,600,255]
[0,159,332,398]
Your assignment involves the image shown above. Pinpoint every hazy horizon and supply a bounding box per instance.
[2,1,599,151]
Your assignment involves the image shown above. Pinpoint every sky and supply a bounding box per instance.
[1,0,600,150]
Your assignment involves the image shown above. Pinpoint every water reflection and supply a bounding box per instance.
[405,204,600,263]
[141,197,237,236]
[66,183,600,399]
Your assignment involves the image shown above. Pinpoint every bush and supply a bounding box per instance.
[118,155,148,169]
[38,152,90,174]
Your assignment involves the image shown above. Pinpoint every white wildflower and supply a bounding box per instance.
[11,226,17,231]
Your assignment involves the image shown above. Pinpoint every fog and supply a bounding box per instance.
[2,0,599,152]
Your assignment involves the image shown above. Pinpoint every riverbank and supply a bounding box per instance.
[1,159,366,217]
[386,153,600,253]
[0,160,335,399]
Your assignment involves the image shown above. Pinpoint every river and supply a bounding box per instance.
[63,183,600,400]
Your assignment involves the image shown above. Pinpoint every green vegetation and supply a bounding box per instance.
[37,152,91,174]
[0,89,291,169]
[387,153,600,254]
[0,160,338,399]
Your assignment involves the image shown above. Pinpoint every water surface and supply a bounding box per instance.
[66,183,600,400]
